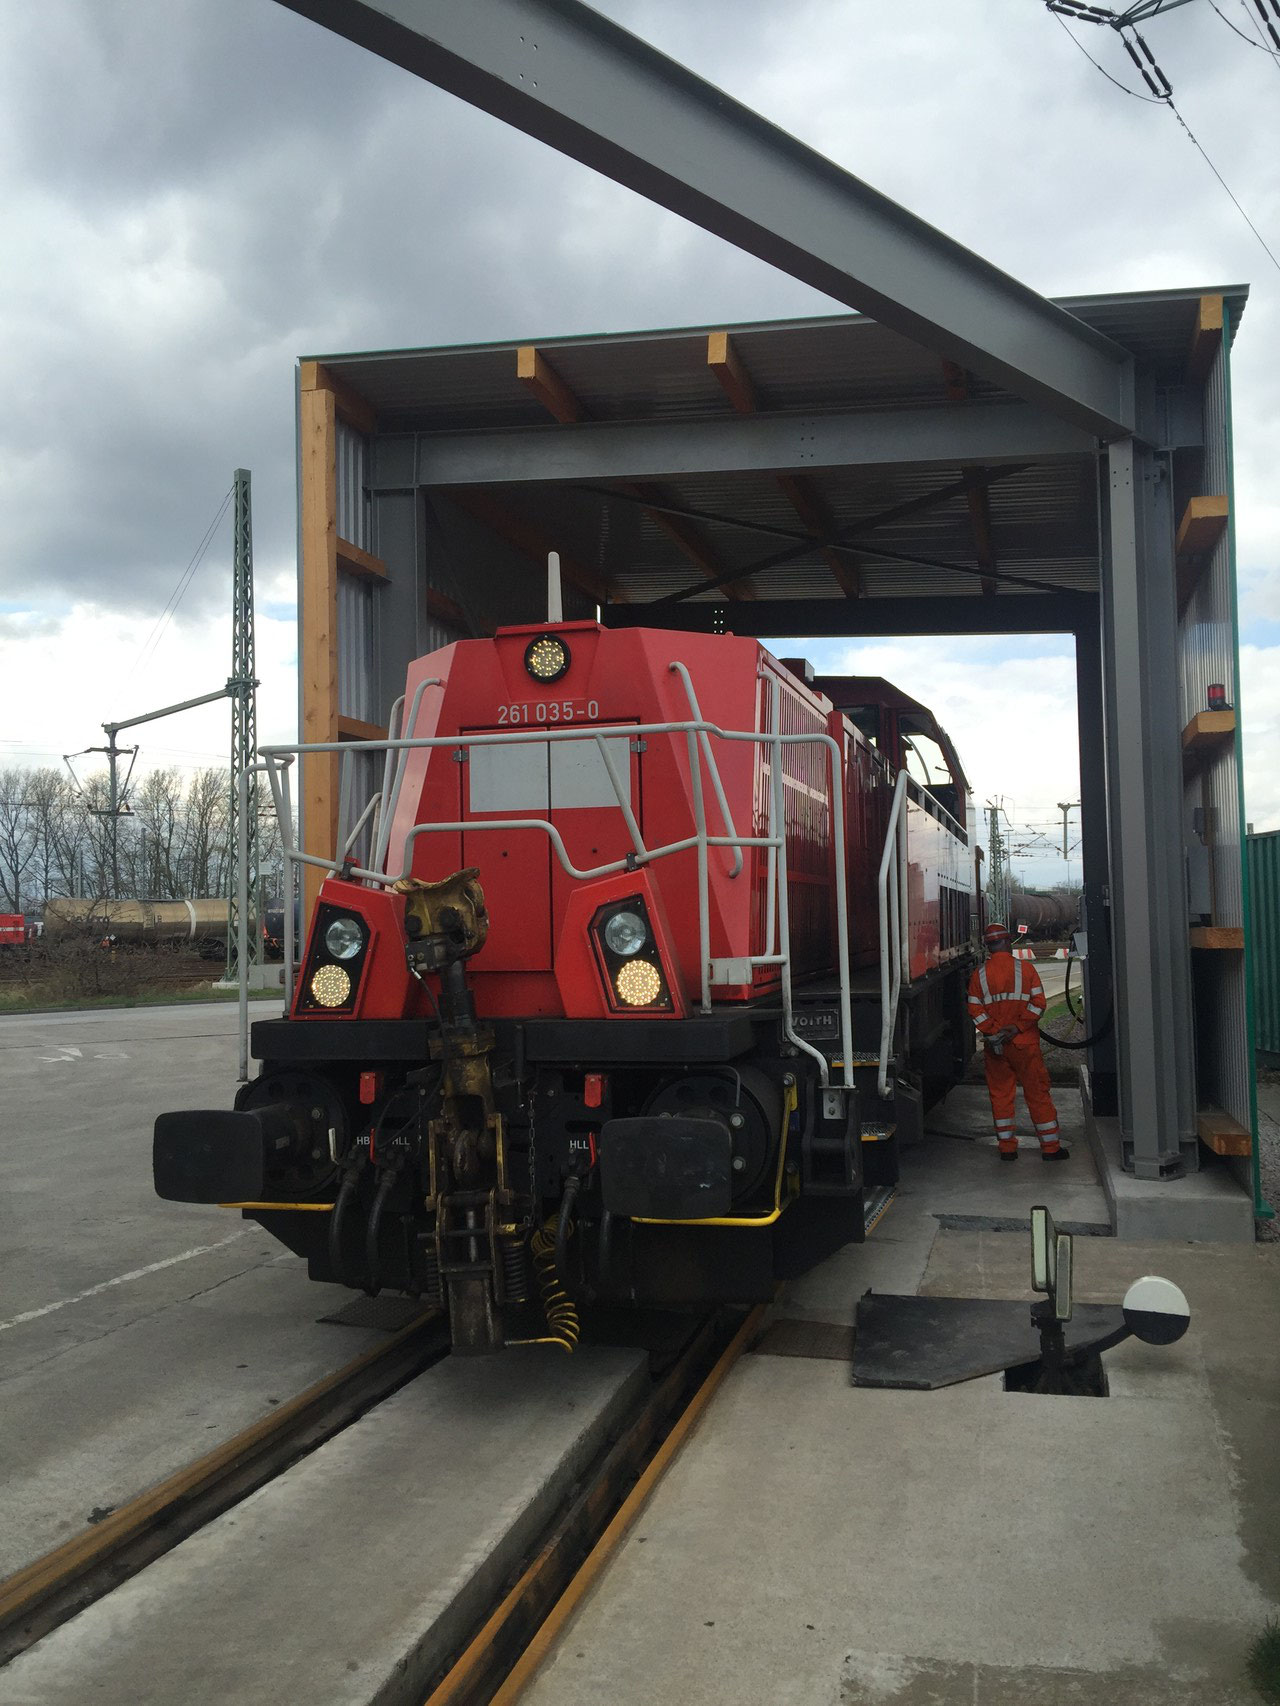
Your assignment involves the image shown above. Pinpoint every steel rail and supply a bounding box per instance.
[421,1305,765,1706]
[0,1309,446,1666]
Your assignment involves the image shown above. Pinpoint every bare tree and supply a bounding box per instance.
[0,767,38,911]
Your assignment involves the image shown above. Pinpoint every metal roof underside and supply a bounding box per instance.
[313,287,1247,611]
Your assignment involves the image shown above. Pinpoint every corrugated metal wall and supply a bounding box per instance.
[336,419,372,551]
[336,420,380,726]
[1178,320,1258,1187]
[1250,831,1280,1064]
[338,572,378,724]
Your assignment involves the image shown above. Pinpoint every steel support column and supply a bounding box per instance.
[1104,438,1196,1175]
[1073,616,1116,1114]
[276,0,1135,438]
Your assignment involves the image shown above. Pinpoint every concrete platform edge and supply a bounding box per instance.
[369,1353,651,1706]
[1079,1071,1254,1243]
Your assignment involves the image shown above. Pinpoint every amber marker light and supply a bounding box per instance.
[525,634,570,682]
[615,959,663,1007]
[310,963,352,1008]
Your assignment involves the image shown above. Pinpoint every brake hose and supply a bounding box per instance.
[1038,953,1113,1051]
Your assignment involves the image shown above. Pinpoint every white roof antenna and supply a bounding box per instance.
[547,550,563,624]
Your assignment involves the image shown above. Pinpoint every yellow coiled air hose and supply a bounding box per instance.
[532,1210,580,1352]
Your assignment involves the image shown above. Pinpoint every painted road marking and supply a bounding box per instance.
[37,1046,129,1063]
[0,1231,254,1333]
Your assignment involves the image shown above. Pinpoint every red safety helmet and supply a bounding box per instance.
[983,922,1012,947]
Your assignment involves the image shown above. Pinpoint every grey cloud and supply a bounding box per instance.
[1,0,1276,637]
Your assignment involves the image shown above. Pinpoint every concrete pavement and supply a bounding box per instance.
[0,1002,396,1575]
[519,1086,1279,1706]
[4,1345,648,1706]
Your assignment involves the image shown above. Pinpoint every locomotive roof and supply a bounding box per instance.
[306,286,1247,613]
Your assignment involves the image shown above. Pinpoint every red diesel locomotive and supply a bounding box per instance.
[155,621,979,1352]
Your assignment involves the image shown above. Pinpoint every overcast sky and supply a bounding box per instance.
[2,0,1277,888]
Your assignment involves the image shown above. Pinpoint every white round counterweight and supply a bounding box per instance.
[1122,1274,1191,1345]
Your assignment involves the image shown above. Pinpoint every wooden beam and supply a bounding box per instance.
[940,359,969,402]
[629,480,756,600]
[425,584,469,631]
[336,715,388,743]
[1190,926,1244,950]
[1182,708,1235,752]
[1196,1104,1251,1157]
[1187,294,1224,384]
[705,338,849,596]
[300,359,378,437]
[516,345,584,424]
[943,367,998,596]
[336,538,389,582]
[1176,494,1229,557]
[706,331,758,415]
[1183,709,1235,783]
[775,473,860,597]
[447,488,622,606]
[516,343,751,599]
[1175,494,1229,612]
[963,468,998,597]
[299,379,340,923]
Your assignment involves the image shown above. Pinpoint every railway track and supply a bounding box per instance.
[421,1306,764,1706]
[0,1308,448,1666]
[0,1302,761,1704]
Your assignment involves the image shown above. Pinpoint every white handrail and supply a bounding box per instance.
[877,769,910,1099]
[668,661,743,878]
[251,707,856,1090]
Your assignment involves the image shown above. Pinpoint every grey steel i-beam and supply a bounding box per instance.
[410,401,1096,488]
[274,0,1136,439]
[1104,438,1196,1175]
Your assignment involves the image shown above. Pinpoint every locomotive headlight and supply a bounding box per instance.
[324,916,365,961]
[615,959,663,1007]
[310,963,352,1008]
[602,909,647,957]
[525,634,570,683]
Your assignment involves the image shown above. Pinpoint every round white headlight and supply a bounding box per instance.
[603,910,647,957]
[324,916,364,961]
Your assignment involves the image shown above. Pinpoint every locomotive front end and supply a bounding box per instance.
[155,620,971,1354]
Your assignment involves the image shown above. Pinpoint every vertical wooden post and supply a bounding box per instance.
[299,363,340,925]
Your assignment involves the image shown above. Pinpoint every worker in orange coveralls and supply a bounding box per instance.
[967,923,1069,1161]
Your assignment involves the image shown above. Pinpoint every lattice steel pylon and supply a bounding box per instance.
[226,468,260,978]
[986,800,1012,930]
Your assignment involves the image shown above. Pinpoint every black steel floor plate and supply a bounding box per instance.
[852,1292,1126,1389]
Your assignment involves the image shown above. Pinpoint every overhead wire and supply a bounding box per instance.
[1205,0,1280,55]
[128,487,234,685]
[1046,3,1280,276]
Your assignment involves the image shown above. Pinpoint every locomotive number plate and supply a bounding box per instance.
[496,699,601,725]
[791,1007,842,1043]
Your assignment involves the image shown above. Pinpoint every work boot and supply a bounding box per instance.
[1041,1146,1071,1162]
[999,1148,1018,1162]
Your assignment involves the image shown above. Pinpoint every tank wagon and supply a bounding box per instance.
[1009,891,1075,940]
[45,897,231,959]
[155,622,979,1353]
